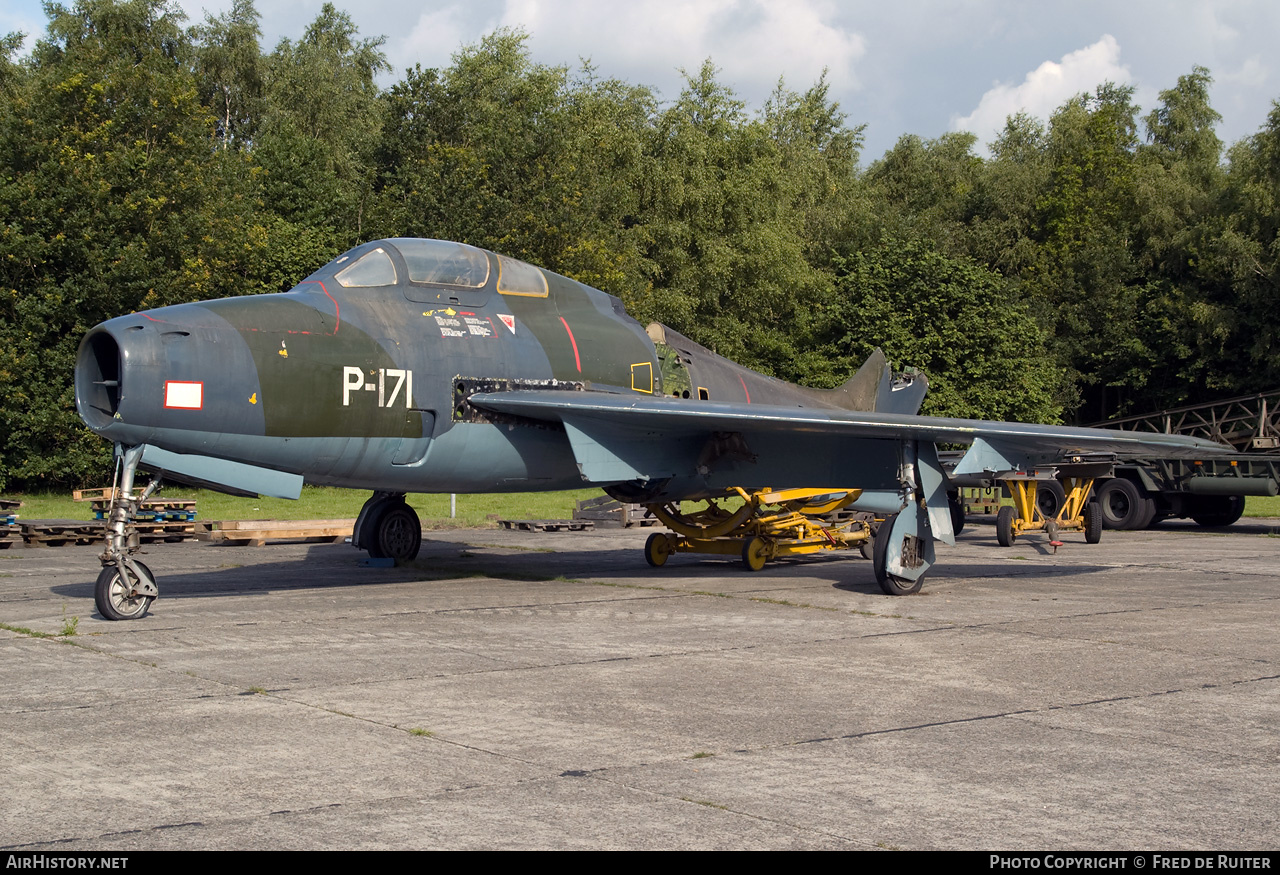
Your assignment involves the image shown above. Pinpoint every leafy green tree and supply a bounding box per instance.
[760,74,866,268]
[192,0,264,151]
[373,30,655,299]
[962,112,1051,279]
[1209,101,1280,393]
[862,131,983,253]
[1125,68,1235,407]
[633,62,835,378]
[819,239,1061,422]
[256,2,387,243]
[1024,83,1147,418]
[0,0,254,488]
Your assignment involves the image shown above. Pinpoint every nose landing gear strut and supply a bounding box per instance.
[95,444,162,620]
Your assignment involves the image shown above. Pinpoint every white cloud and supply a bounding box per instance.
[953,34,1132,146]
[394,4,482,71]
[1220,56,1268,89]
[496,0,864,98]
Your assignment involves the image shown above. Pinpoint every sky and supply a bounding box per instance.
[3,0,1277,161]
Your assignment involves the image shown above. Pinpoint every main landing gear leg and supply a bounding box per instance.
[96,444,162,621]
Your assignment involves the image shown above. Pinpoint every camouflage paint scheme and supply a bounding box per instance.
[76,238,1228,587]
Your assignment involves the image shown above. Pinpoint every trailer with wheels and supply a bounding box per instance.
[1093,458,1275,529]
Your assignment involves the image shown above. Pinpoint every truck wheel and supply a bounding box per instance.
[1188,495,1245,528]
[1037,480,1066,519]
[1097,479,1155,530]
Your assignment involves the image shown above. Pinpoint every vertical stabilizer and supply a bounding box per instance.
[806,349,929,415]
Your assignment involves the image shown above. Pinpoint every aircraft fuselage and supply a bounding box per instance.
[75,238,858,496]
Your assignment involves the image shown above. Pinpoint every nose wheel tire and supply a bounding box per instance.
[95,561,155,621]
[373,504,422,562]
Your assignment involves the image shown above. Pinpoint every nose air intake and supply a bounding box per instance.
[76,329,122,430]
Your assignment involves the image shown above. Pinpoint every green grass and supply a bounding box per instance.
[0,485,607,527]
[5,485,1278,525]
[1244,495,1280,518]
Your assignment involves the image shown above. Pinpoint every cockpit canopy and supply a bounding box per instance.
[323,238,547,297]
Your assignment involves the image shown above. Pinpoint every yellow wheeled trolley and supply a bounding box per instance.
[642,487,873,571]
[995,475,1102,548]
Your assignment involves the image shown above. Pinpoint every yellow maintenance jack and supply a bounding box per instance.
[642,487,873,571]
[995,475,1102,550]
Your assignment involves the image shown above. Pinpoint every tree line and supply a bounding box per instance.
[2,0,1277,489]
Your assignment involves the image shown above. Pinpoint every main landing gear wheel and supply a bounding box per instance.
[872,513,923,596]
[95,561,155,621]
[996,505,1016,547]
[371,503,422,562]
[1084,501,1103,544]
[741,536,768,571]
[644,532,671,567]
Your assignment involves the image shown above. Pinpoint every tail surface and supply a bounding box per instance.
[803,349,929,415]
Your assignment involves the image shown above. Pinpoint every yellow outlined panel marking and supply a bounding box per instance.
[631,362,654,394]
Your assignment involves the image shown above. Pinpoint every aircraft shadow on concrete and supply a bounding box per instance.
[49,532,1116,617]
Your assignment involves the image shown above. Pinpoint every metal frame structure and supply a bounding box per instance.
[1092,390,1280,451]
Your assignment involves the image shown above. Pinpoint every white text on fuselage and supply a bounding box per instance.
[343,367,413,408]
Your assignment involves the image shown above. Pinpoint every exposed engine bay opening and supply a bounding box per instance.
[76,330,122,429]
[452,376,584,424]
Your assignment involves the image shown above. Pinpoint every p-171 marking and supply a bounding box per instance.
[343,366,412,408]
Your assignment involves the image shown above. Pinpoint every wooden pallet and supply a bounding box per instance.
[75,486,197,507]
[196,519,356,547]
[89,499,197,521]
[572,496,659,528]
[20,521,104,548]
[498,519,594,532]
[134,521,198,543]
[72,488,117,502]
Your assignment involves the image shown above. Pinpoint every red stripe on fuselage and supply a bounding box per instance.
[299,280,340,334]
[738,374,751,403]
[559,317,582,373]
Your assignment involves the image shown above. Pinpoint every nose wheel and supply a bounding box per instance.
[95,560,156,621]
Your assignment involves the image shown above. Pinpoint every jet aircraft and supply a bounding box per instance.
[75,238,1226,619]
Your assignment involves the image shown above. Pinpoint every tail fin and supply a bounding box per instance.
[810,349,929,415]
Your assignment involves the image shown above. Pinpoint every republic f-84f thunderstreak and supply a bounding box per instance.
[75,238,1225,619]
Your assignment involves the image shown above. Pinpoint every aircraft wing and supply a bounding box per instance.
[469,390,1231,486]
